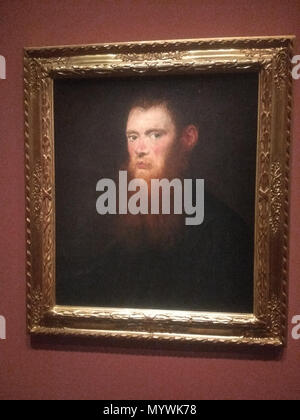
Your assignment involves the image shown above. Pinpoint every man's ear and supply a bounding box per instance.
[181,125,199,152]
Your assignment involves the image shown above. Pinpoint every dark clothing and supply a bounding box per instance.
[57,192,254,313]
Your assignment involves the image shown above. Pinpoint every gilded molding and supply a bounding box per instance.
[40,73,55,310]
[24,36,293,346]
[29,287,44,328]
[24,36,293,59]
[273,48,290,91]
[117,51,185,62]
[51,306,260,327]
[279,38,293,345]
[267,296,282,339]
[24,55,34,332]
[255,62,273,320]
[270,162,283,234]
[31,326,282,347]
[32,161,43,231]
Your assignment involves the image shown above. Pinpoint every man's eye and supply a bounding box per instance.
[128,135,138,142]
[150,132,162,140]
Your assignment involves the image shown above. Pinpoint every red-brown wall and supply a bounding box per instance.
[0,0,300,400]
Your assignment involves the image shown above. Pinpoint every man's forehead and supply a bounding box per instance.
[126,105,175,129]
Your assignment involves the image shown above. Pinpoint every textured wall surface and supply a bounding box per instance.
[0,0,299,400]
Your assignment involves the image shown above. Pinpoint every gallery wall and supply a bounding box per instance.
[0,0,299,400]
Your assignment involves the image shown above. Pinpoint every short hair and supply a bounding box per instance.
[127,88,198,134]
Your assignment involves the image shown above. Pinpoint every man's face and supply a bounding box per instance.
[126,105,177,180]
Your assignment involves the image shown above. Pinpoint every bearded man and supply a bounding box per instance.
[116,95,200,250]
[57,91,253,313]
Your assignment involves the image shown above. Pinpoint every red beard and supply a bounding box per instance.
[115,144,190,250]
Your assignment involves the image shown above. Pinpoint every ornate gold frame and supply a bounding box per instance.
[24,36,294,346]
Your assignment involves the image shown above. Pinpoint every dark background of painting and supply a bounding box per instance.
[54,73,258,262]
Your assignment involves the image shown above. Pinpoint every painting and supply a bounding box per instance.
[24,36,293,346]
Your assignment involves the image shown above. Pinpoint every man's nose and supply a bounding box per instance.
[135,136,149,155]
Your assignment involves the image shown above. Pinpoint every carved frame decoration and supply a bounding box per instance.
[24,36,293,346]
